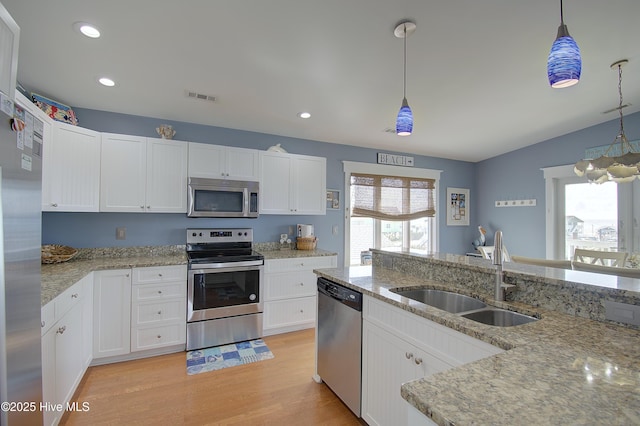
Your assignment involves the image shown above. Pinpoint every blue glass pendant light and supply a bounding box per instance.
[547,0,581,88]
[394,21,416,136]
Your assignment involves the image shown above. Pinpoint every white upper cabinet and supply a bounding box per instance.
[188,142,259,181]
[100,133,147,212]
[101,134,187,213]
[0,3,19,100]
[146,137,188,213]
[260,151,326,215]
[43,122,101,212]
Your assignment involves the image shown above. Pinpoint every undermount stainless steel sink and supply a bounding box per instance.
[461,308,539,327]
[391,288,487,313]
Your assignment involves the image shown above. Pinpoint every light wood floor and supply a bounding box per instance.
[61,329,363,425]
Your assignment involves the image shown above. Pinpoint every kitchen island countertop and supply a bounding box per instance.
[314,265,640,426]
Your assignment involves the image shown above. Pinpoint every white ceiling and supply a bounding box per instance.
[4,0,640,162]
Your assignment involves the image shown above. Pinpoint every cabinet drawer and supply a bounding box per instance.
[265,256,336,273]
[133,265,186,284]
[133,282,185,301]
[264,270,317,300]
[55,280,84,320]
[41,301,55,335]
[133,300,186,326]
[264,296,316,329]
[131,323,186,351]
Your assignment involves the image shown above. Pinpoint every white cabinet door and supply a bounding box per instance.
[81,273,94,368]
[55,302,84,406]
[260,151,326,215]
[224,146,259,181]
[293,155,326,215]
[100,133,147,212]
[188,142,225,179]
[146,137,188,212]
[362,320,420,426]
[260,152,293,214]
[44,122,101,212]
[41,326,57,426]
[188,142,260,181]
[93,269,132,358]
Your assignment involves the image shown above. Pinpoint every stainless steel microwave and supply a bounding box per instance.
[187,177,259,218]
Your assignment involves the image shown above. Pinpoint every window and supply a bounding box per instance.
[343,162,441,266]
[543,165,638,260]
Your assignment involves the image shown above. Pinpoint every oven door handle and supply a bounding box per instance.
[189,259,264,270]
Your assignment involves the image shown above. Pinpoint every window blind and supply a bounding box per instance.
[350,173,436,220]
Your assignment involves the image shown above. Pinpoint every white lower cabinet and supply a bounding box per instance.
[263,256,337,335]
[93,265,187,361]
[93,269,132,359]
[41,274,93,426]
[131,265,186,351]
[361,295,504,426]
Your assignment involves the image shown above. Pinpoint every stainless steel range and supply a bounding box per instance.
[186,228,264,350]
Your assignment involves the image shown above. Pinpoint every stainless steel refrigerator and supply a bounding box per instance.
[0,98,43,423]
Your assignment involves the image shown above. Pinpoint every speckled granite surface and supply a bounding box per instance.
[41,246,187,306]
[314,255,640,425]
[256,246,337,260]
[41,245,337,307]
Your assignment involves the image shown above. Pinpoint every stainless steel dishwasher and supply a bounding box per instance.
[317,277,362,417]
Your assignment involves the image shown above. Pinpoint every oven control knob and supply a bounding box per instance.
[192,233,197,237]
[249,294,256,301]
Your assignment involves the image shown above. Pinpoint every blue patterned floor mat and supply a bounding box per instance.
[186,339,274,375]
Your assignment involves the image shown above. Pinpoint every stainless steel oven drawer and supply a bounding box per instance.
[186,313,263,351]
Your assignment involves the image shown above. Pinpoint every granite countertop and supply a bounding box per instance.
[257,248,337,260]
[314,265,640,425]
[40,245,337,307]
[41,253,188,306]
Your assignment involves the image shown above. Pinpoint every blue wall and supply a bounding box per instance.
[475,111,640,258]
[43,108,477,265]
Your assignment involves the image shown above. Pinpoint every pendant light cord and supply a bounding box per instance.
[617,63,625,139]
[559,0,564,24]
[403,24,407,99]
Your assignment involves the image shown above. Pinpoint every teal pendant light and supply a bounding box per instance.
[547,0,581,88]
[394,21,416,136]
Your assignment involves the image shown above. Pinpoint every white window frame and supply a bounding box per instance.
[343,161,442,267]
[542,164,636,260]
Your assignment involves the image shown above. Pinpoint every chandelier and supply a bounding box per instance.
[574,59,640,183]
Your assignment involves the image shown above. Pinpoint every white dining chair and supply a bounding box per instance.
[572,249,628,267]
[572,262,640,278]
[478,245,511,262]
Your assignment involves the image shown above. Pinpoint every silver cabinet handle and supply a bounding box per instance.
[156,335,161,339]
[157,311,162,315]
[414,358,423,365]
[71,293,78,298]
[405,352,413,360]
[158,273,163,277]
[41,321,45,328]
[140,205,145,209]
[56,326,66,335]
[158,290,162,294]
[126,273,130,277]
[51,203,58,207]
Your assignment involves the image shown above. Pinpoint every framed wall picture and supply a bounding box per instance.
[326,189,341,210]
[446,187,469,226]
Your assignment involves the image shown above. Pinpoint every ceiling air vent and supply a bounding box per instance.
[186,90,217,103]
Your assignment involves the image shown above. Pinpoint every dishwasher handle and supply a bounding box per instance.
[317,277,362,311]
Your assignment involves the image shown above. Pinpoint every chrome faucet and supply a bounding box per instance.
[492,230,504,301]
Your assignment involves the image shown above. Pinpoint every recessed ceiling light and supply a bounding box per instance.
[98,77,115,87]
[298,112,311,119]
[73,22,101,38]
